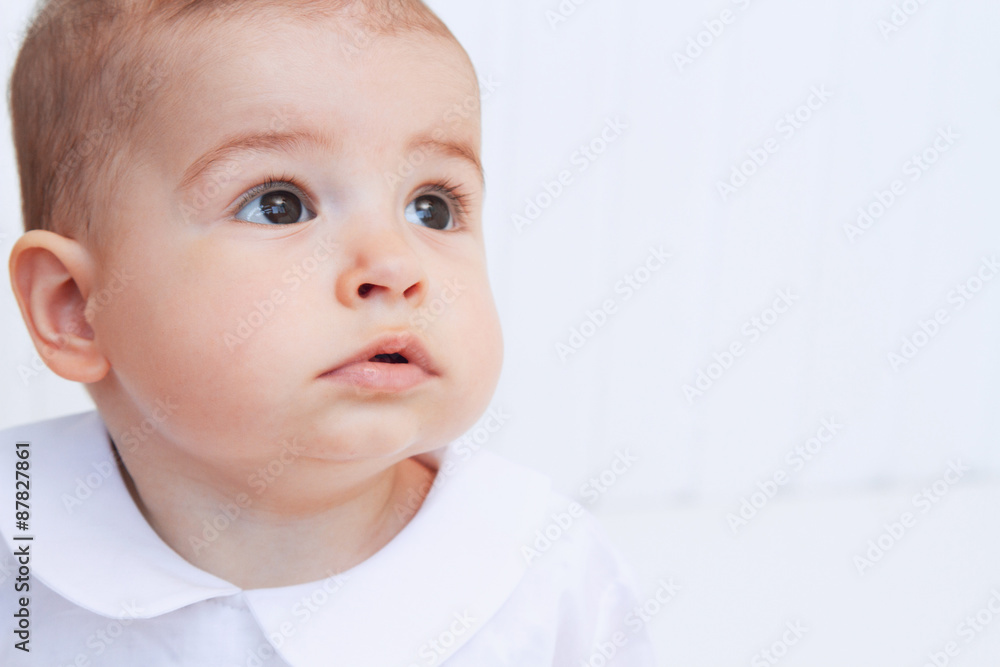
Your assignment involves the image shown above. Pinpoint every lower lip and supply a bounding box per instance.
[319,362,434,392]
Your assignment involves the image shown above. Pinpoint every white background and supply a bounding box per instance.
[2,1,999,665]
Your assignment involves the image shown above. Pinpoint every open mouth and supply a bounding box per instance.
[319,331,438,380]
[369,353,409,364]
[319,333,436,391]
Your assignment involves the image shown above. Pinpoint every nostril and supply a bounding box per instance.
[358,283,374,297]
[403,282,424,299]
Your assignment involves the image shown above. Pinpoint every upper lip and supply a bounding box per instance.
[321,330,439,376]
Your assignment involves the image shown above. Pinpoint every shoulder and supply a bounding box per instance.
[524,492,659,665]
[0,410,114,549]
[437,447,636,597]
[453,451,658,665]
[0,410,109,509]
[524,486,644,607]
[462,451,633,584]
[0,410,105,444]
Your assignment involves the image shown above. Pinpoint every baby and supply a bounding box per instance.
[1,0,657,664]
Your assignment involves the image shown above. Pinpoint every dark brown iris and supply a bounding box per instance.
[259,191,302,225]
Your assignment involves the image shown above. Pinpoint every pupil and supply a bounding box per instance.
[260,191,302,224]
[413,195,449,230]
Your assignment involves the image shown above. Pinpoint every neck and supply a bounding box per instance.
[111,435,437,589]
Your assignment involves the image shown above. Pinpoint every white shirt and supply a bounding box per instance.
[0,411,658,666]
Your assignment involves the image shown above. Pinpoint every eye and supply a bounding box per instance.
[404,193,454,231]
[235,186,316,225]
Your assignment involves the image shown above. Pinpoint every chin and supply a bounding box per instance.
[298,413,436,463]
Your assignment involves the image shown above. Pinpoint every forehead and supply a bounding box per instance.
[136,13,481,178]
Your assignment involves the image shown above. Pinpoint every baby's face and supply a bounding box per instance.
[88,16,502,472]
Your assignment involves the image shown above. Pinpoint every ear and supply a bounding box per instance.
[8,230,110,383]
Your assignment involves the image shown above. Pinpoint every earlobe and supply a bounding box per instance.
[8,230,110,383]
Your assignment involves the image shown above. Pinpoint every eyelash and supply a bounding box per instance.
[230,172,309,220]
[231,173,474,229]
[421,177,474,229]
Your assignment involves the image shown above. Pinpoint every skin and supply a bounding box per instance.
[8,15,503,588]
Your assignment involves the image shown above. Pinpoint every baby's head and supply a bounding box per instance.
[8,0,502,483]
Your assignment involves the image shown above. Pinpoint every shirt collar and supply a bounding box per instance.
[1,410,553,667]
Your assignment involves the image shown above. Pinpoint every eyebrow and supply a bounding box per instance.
[406,136,484,186]
[177,127,484,193]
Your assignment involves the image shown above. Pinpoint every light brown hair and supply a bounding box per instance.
[9,0,457,241]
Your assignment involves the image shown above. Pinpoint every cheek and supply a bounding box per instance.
[415,278,503,448]
[451,278,504,400]
[93,242,300,408]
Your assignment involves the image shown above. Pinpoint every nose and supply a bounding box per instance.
[335,221,428,309]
